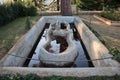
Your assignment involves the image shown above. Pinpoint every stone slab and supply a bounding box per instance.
[0,67,120,77]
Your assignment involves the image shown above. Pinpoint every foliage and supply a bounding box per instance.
[71,0,120,10]
[24,74,40,80]
[0,74,120,80]
[71,0,83,10]
[25,17,31,30]
[71,0,76,4]
[103,0,120,9]
[109,47,120,62]
[80,0,103,10]
[15,0,35,7]
[27,6,37,16]
[101,11,120,21]
[0,4,15,25]
[0,5,6,25]
[33,0,46,11]
[13,0,47,10]
[0,74,23,80]
[0,2,37,26]
[76,0,83,10]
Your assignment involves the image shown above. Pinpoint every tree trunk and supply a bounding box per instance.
[61,0,72,16]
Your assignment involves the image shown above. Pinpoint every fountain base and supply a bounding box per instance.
[39,21,78,67]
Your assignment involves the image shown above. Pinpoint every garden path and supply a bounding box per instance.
[79,15,120,50]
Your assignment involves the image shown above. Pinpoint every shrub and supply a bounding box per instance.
[109,47,120,62]
[14,3,28,17]
[0,5,8,26]
[3,38,14,52]
[10,2,25,18]
[6,5,15,22]
[0,74,120,80]
[24,74,40,80]
[0,74,23,80]
[0,2,37,26]
[0,13,4,25]
[101,11,120,21]
[10,3,20,19]
[25,17,31,30]
[27,6,37,16]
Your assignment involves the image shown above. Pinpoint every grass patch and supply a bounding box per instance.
[0,16,41,59]
[0,73,120,80]
[25,17,31,30]
[109,47,120,62]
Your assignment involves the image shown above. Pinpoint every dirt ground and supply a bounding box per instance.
[79,15,120,50]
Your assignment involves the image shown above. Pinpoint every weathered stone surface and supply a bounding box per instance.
[74,17,120,67]
[39,21,78,66]
[0,67,120,77]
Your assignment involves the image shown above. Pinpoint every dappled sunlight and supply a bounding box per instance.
[80,16,105,26]
[91,40,101,66]
[77,23,83,37]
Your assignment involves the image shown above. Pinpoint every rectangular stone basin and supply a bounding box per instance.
[0,16,120,77]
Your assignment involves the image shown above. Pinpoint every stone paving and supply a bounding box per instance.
[79,15,120,50]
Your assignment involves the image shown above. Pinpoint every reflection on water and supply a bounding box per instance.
[74,40,89,67]
[28,29,89,67]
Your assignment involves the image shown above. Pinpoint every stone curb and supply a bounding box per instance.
[93,15,120,26]
[0,67,120,77]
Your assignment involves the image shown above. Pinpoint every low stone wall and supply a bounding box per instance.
[74,17,120,67]
[39,23,78,66]
[0,17,46,67]
[78,11,102,15]
[37,11,102,15]
[94,15,120,26]
[37,11,60,16]
[0,16,119,77]
[0,67,120,77]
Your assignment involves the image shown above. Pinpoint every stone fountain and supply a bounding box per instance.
[39,21,78,67]
[0,16,119,77]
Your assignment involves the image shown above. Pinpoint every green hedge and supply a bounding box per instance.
[101,11,120,21]
[0,2,37,26]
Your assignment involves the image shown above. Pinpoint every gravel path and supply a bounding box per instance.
[79,15,120,50]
